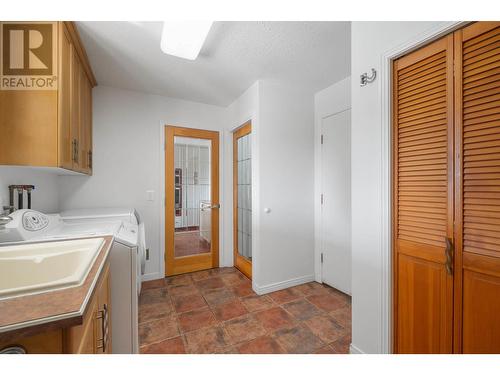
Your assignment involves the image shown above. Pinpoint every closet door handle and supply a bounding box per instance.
[445,238,454,275]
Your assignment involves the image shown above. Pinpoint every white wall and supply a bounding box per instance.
[314,77,351,283]
[223,79,315,293]
[58,85,227,280]
[0,167,60,213]
[350,21,458,354]
[254,79,315,293]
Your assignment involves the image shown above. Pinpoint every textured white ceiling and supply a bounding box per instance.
[76,21,350,106]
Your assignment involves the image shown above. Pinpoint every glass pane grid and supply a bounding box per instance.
[237,133,252,260]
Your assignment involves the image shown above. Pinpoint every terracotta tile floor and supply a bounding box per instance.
[139,267,351,354]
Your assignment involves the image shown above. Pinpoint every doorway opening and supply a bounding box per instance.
[164,125,220,276]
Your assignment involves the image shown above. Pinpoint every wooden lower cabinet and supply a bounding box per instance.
[0,262,111,354]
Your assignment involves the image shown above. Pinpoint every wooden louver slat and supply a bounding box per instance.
[396,49,450,248]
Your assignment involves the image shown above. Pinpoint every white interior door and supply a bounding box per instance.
[321,109,351,295]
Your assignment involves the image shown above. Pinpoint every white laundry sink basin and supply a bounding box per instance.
[0,238,104,300]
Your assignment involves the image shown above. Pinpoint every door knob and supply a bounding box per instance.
[200,203,220,211]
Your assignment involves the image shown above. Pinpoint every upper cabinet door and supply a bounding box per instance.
[70,43,81,171]
[454,21,500,354]
[58,23,73,169]
[393,34,455,353]
[79,64,92,174]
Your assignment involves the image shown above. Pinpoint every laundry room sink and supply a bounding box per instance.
[0,238,104,300]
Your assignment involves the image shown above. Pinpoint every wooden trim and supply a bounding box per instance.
[395,37,448,70]
[462,21,500,42]
[463,252,500,279]
[164,125,219,277]
[64,22,97,87]
[453,27,464,354]
[391,59,399,354]
[444,33,456,354]
[233,121,252,279]
[165,126,175,276]
[397,239,447,264]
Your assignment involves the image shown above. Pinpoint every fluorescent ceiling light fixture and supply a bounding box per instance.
[161,21,213,60]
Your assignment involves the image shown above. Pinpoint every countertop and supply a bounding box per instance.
[0,235,113,340]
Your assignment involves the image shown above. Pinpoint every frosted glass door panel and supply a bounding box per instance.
[237,133,252,260]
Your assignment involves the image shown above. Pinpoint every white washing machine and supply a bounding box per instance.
[0,208,146,354]
[59,208,146,354]
[60,208,146,293]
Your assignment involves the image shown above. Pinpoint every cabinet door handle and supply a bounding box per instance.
[88,150,92,169]
[72,139,77,163]
[445,238,454,275]
[96,303,109,352]
[76,140,79,164]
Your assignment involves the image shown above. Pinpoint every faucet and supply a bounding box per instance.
[0,206,13,226]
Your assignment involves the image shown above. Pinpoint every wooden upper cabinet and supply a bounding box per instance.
[0,21,96,174]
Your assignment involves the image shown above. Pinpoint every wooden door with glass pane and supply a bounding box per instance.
[392,34,455,353]
[233,121,252,279]
[165,126,219,276]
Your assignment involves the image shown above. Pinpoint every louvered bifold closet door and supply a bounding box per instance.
[455,21,500,354]
[393,34,454,353]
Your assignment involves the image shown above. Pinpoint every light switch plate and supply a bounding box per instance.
[146,190,155,201]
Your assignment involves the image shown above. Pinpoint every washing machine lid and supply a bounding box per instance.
[60,208,138,225]
[115,222,138,247]
[42,221,123,240]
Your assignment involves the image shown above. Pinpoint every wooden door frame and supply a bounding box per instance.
[233,121,252,279]
[164,125,220,277]
[380,21,468,354]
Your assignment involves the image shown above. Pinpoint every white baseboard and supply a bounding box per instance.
[253,274,315,295]
[141,272,163,282]
[349,343,365,354]
[314,271,322,284]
